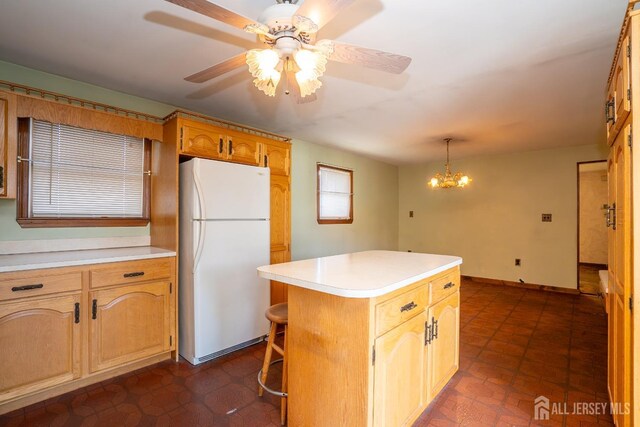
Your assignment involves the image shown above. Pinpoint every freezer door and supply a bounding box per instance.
[193,158,270,219]
[193,220,270,359]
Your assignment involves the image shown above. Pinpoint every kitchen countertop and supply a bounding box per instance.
[257,250,462,298]
[0,246,176,273]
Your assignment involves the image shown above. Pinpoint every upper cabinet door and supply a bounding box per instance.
[0,293,81,402]
[263,141,291,176]
[180,119,226,160]
[607,35,631,145]
[226,131,260,166]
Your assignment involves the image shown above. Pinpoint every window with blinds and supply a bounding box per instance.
[17,118,151,227]
[317,163,353,224]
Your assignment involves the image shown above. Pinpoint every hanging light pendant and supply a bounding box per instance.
[429,138,472,189]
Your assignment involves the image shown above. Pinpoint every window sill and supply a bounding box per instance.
[17,217,150,228]
[317,219,354,225]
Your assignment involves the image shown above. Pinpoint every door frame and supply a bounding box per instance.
[576,160,607,293]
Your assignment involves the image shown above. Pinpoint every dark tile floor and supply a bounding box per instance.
[0,278,611,427]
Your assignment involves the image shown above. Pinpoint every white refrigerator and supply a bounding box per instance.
[179,157,270,365]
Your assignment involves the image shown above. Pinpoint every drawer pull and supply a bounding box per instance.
[74,303,80,324]
[443,282,454,290]
[92,299,97,320]
[11,283,44,292]
[123,271,145,278]
[400,301,417,312]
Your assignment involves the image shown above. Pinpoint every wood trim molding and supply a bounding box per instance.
[461,275,581,295]
[164,109,291,143]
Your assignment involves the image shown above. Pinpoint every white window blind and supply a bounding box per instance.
[318,164,352,221]
[29,119,146,218]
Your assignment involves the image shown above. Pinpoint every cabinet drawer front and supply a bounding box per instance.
[376,286,429,337]
[429,271,459,304]
[0,271,82,302]
[90,258,172,288]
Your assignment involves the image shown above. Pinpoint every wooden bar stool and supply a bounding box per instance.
[258,302,288,426]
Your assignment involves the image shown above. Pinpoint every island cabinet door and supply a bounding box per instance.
[89,282,171,373]
[426,291,460,402]
[373,311,428,427]
[0,294,81,403]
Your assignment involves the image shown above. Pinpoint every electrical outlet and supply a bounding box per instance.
[409,210,414,218]
[407,250,412,252]
[515,258,521,266]
[542,213,552,222]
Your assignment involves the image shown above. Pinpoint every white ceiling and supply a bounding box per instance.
[0,0,628,164]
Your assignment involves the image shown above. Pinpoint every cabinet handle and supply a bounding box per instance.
[74,303,80,324]
[264,155,269,168]
[433,319,439,340]
[92,299,97,320]
[123,271,144,278]
[11,283,43,292]
[219,138,224,154]
[400,301,417,312]
[443,282,454,290]
[605,100,615,124]
[425,321,431,345]
[228,139,233,155]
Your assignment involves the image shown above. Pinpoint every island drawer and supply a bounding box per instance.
[375,285,429,336]
[429,270,459,304]
[90,258,172,288]
[0,270,82,301]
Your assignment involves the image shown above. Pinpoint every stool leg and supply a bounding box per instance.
[280,324,288,426]
[259,322,277,397]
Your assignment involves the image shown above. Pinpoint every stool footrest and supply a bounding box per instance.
[257,358,288,398]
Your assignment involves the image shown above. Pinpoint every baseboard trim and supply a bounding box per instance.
[461,275,580,295]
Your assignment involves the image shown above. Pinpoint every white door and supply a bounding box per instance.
[193,220,270,359]
[193,158,270,219]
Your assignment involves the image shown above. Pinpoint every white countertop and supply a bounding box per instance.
[257,250,462,298]
[0,246,176,273]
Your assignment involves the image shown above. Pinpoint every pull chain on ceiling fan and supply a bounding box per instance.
[165,0,412,102]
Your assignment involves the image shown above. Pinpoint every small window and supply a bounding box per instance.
[17,118,151,227]
[317,163,353,224]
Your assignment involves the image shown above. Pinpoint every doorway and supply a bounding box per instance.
[577,161,608,295]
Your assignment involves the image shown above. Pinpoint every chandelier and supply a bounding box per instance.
[429,138,472,189]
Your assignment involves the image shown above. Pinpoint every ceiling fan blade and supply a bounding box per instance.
[294,0,356,31]
[324,40,412,74]
[185,52,247,83]
[165,0,268,33]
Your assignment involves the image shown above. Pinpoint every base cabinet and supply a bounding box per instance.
[0,257,176,415]
[373,312,428,427]
[0,293,81,403]
[90,281,171,373]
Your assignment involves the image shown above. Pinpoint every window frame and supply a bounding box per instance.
[316,163,353,225]
[16,117,151,228]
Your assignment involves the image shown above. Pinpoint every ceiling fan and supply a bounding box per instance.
[165,0,412,102]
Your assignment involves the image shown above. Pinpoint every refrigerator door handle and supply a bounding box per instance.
[193,168,207,273]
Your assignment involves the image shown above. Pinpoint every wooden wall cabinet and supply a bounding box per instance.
[606,7,638,426]
[0,257,176,414]
[288,266,460,426]
[166,112,293,305]
[0,91,17,199]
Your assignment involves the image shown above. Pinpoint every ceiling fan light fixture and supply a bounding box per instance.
[246,49,281,78]
[294,49,327,79]
[295,70,322,97]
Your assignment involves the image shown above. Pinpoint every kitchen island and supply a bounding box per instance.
[257,250,462,427]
